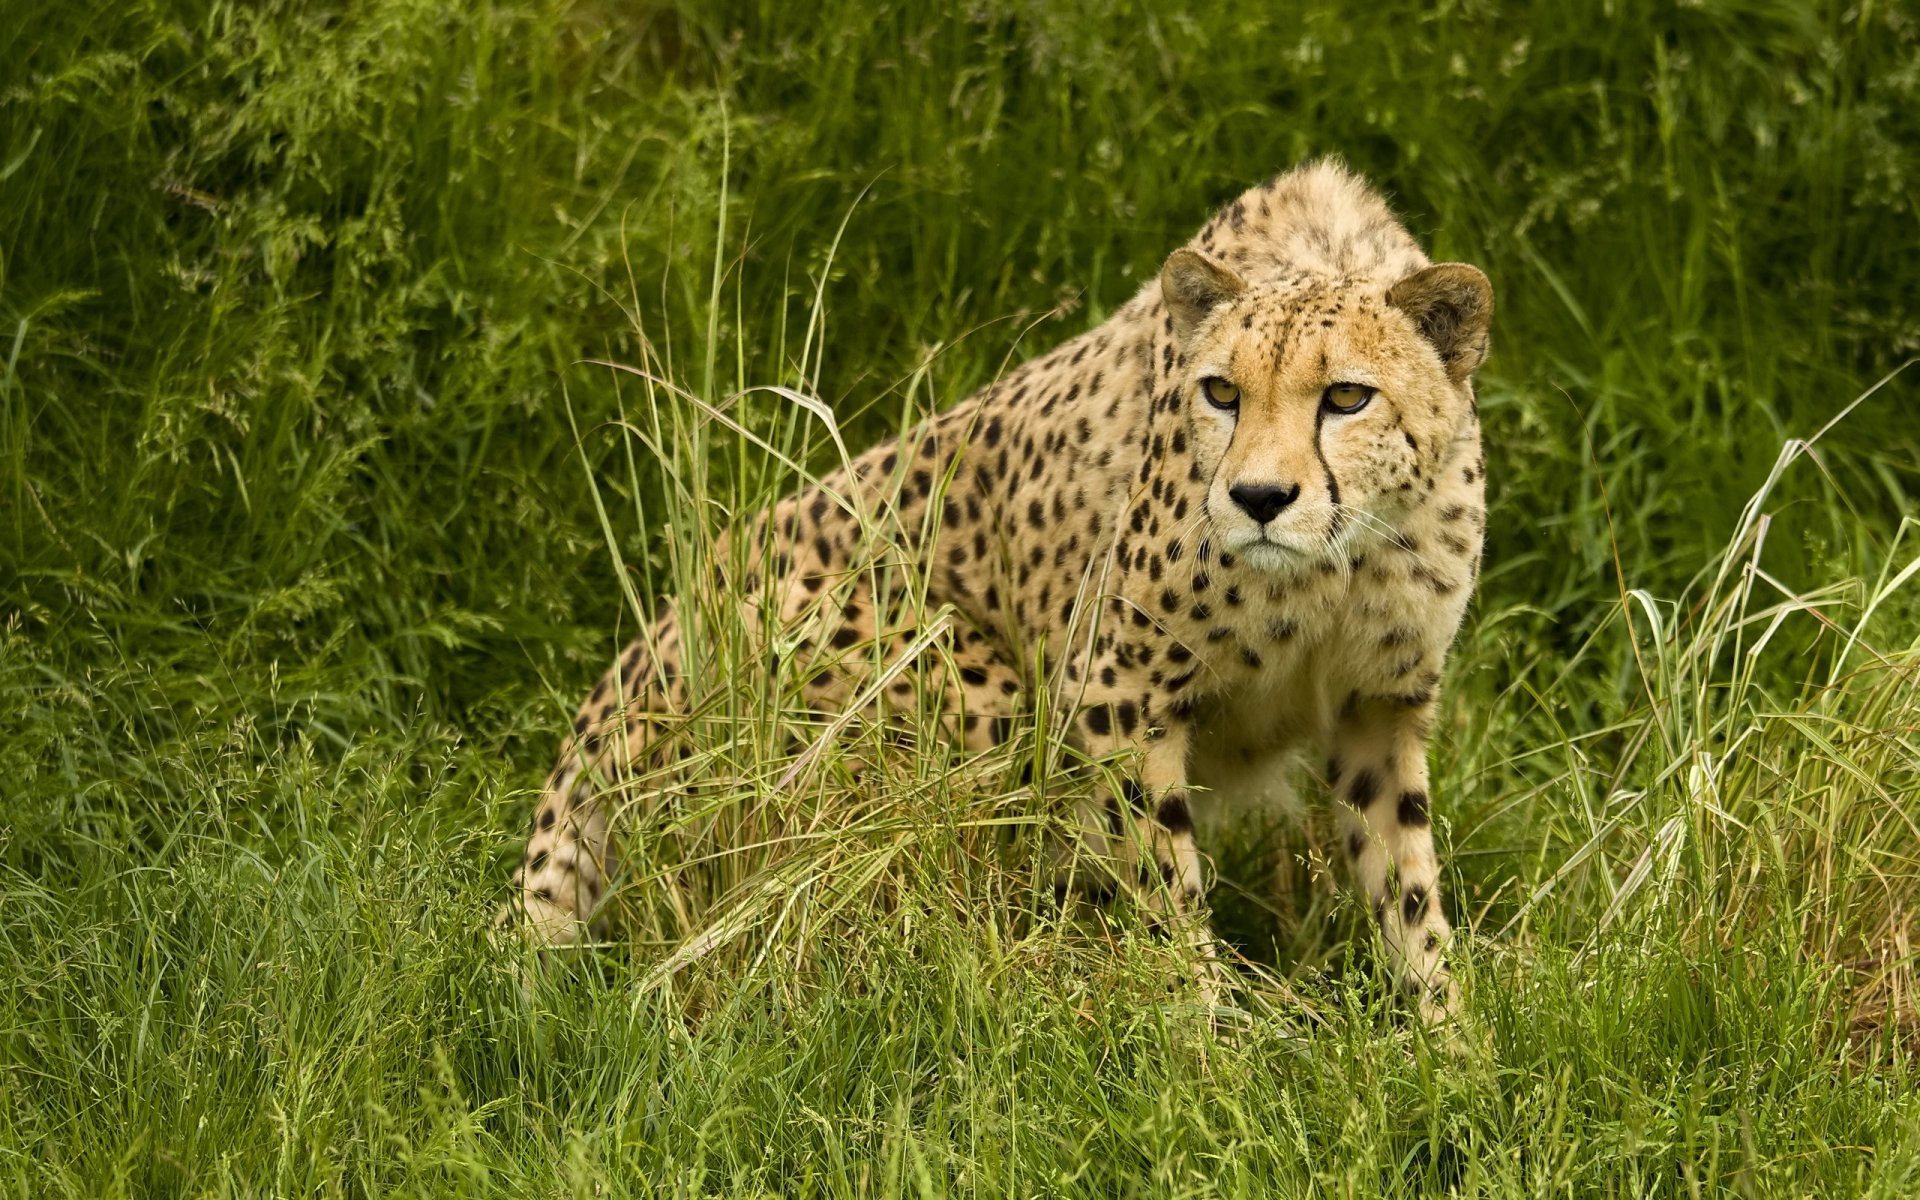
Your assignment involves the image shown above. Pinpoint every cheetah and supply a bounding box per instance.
[503,159,1492,1026]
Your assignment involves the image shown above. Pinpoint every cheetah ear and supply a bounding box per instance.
[1161,248,1248,344]
[1386,263,1494,384]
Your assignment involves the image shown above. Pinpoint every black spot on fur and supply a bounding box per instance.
[1398,791,1431,827]
[1402,885,1429,925]
[1346,769,1379,808]
[1157,792,1193,833]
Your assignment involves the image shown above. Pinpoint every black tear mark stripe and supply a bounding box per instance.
[1313,398,1341,514]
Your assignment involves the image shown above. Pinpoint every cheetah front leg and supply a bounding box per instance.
[1069,705,1223,1001]
[1327,695,1457,1027]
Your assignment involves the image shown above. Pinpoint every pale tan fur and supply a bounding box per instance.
[503,159,1493,1025]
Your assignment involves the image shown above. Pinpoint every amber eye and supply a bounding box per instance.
[1202,377,1240,411]
[1322,383,1376,414]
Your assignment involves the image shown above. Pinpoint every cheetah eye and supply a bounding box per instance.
[1201,377,1240,411]
[1321,383,1376,414]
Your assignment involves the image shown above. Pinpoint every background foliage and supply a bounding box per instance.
[3,0,1917,1194]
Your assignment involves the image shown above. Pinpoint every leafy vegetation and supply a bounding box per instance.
[2,0,1917,1193]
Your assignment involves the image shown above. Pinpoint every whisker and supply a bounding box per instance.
[1171,510,1211,588]
[1331,503,1442,571]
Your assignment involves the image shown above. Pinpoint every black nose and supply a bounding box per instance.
[1228,482,1300,525]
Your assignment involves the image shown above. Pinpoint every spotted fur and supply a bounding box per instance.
[503,159,1492,1026]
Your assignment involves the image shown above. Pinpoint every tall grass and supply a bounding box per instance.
[2,0,1918,1193]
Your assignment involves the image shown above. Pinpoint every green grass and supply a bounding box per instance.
[4,0,1920,1193]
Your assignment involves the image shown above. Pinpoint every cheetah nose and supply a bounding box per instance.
[1228,482,1300,525]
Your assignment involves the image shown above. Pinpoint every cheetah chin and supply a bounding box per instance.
[503,157,1492,1033]
[1220,525,1367,572]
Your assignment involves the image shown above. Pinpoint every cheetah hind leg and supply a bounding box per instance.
[493,751,627,957]
[497,633,678,954]
[498,759,618,939]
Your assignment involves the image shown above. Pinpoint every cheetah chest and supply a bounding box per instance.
[1162,533,1470,758]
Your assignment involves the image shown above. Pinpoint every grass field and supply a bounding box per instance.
[5,0,1920,1194]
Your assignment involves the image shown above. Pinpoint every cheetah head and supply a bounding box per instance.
[1160,248,1493,572]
